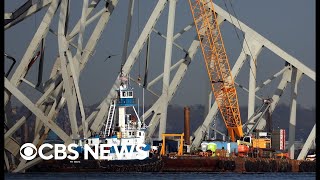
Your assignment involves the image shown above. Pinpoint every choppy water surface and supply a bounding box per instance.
[5,172,316,180]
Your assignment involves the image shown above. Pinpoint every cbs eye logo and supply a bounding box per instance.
[20,143,37,160]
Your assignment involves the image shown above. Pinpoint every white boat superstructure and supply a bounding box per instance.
[74,72,151,160]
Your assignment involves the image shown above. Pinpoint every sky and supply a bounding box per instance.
[5,0,315,110]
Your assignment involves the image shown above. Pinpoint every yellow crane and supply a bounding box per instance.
[188,0,243,142]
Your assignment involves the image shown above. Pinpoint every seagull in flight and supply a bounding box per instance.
[104,54,119,61]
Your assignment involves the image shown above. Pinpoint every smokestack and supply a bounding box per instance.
[266,107,272,133]
[184,106,190,145]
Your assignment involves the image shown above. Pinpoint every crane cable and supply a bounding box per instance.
[228,0,258,68]
[222,0,257,83]
[222,0,264,98]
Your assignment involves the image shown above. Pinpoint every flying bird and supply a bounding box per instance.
[104,54,119,61]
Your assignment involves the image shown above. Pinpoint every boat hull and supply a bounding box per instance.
[28,157,162,172]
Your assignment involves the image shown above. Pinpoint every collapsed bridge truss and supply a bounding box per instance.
[4,0,315,172]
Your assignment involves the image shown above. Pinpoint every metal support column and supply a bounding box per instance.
[297,124,316,160]
[158,0,177,139]
[246,37,263,132]
[58,0,79,139]
[146,38,200,139]
[288,67,302,159]
[120,0,134,65]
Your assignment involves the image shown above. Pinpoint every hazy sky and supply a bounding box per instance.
[5,0,315,110]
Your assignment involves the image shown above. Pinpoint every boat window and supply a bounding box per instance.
[244,137,251,143]
[122,92,126,97]
[139,132,141,136]
[129,91,133,96]
[129,132,131,135]
[132,132,135,136]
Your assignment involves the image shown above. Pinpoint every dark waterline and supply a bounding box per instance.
[5,172,316,180]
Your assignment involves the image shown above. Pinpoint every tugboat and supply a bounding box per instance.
[28,72,162,172]
[74,71,152,160]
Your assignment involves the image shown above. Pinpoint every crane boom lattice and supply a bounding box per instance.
[188,0,243,141]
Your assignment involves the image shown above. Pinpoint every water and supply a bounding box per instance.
[5,172,316,180]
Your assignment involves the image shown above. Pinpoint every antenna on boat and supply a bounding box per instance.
[138,98,140,120]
